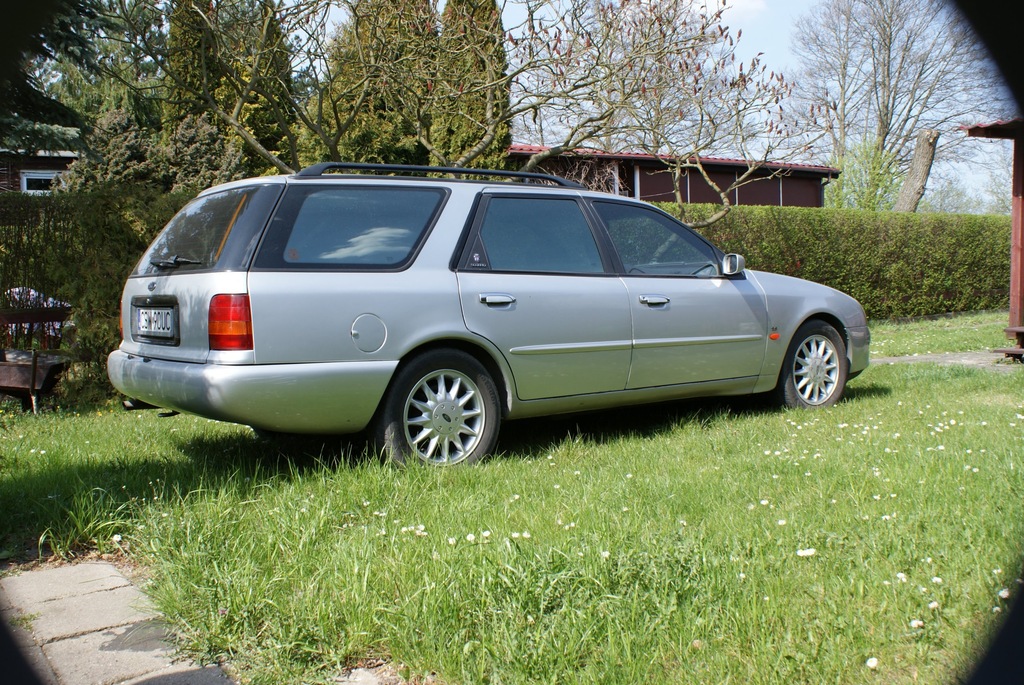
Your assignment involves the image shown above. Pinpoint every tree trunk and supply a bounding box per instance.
[894,129,940,212]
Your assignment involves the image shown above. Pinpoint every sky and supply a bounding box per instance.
[715,0,820,75]
[713,0,1011,203]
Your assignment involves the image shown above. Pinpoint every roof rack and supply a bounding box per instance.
[295,162,584,188]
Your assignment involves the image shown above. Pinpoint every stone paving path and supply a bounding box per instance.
[0,561,232,685]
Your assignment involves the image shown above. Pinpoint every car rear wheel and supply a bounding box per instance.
[775,321,848,409]
[373,349,500,465]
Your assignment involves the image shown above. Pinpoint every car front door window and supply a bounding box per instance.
[592,200,769,387]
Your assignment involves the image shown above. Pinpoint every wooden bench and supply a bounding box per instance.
[994,326,1024,362]
[0,307,70,412]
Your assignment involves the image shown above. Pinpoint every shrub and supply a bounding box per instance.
[670,204,1011,319]
[0,187,189,404]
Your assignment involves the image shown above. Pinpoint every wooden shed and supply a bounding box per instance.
[507,144,840,208]
[964,119,1024,359]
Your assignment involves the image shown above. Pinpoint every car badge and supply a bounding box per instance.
[148,282,157,291]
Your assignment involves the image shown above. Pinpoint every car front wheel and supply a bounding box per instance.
[775,321,848,409]
[373,349,500,465]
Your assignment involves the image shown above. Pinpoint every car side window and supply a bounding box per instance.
[467,196,605,274]
[254,185,446,270]
[593,200,720,277]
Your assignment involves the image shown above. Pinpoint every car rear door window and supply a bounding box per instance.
[254,185,446,270]
[466,196,605,273]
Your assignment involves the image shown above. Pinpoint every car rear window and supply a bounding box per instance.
[134,184,282,276]
[253,185,447,270]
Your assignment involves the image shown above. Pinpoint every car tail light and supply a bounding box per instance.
[209,294,253,351]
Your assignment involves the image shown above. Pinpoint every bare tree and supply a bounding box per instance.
[791,0,1014,210]
[563,0,805,226]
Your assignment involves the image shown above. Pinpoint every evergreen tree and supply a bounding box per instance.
[164,0,293,175]
[161,114,244,193]
[61,109,163,190]
[62,108,242,192]
[1,0,101,152]
[43,22,165,134]
[311,1,429,166]
[164,0,220,125]
[228,0,295,173]
[433,0,511,169]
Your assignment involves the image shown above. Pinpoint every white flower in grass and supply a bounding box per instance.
[778,519,787,526]
[522,531,531,539]
[932,576,943,584]
[796,548,816,557]
[466,533,476,543]
[601,550,610,559]
[910,619,924,629]
[929,601,940,610]
[111,534,122,543]
[896,573,908,583]
[866,657,879,669]
[999,588,1011,599]
[448,537,457,545]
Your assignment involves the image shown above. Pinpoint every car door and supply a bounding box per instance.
[457,194,632,401]
[591,200,769,389]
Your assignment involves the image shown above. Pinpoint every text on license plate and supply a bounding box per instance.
[136,307,176,337]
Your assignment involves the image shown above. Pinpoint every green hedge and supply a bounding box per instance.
[667,204,1012,320]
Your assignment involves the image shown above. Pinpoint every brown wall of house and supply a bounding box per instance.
[631,164,825,208]
[781,176,825,207]
[0,155,75,193]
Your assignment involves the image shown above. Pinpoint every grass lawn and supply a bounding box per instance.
[1,311,1022,684]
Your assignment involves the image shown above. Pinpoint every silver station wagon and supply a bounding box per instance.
[108,162,870,465]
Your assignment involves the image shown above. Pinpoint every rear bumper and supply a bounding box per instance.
[107,350,398,434]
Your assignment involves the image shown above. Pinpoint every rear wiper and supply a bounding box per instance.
[151,255,202,269]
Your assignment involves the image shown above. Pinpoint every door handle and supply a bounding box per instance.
[479,293,517,306]
[639,295,670,306]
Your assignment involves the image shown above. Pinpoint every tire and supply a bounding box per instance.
[373,349,501,465]
[774,321,848,409]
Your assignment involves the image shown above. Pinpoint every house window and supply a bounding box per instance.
[21,171,60,194]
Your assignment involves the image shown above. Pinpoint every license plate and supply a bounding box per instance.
[135,307,176,338]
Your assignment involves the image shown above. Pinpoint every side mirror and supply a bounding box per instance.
[722,253,746,276]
